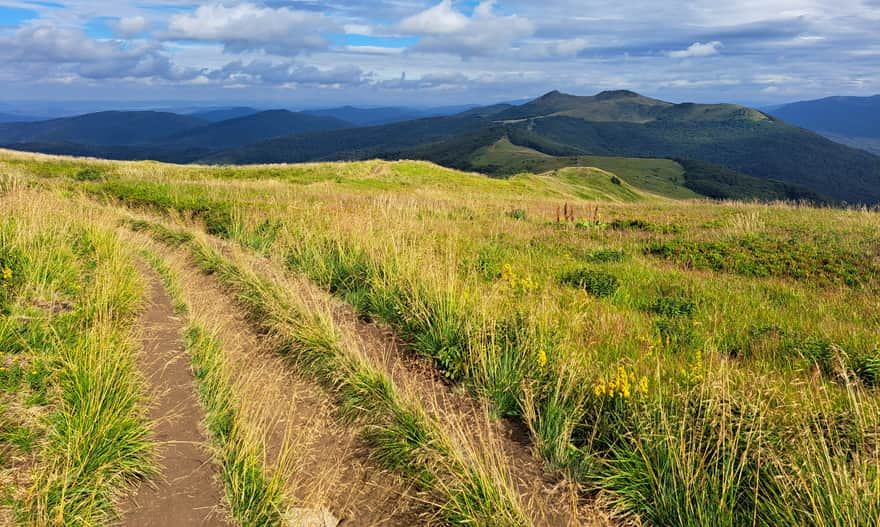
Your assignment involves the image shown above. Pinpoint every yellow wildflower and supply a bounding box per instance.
[639,376,649,395]
[593,382,606,396]
[501,263,516,282]
[2,267,11,281]
[536,349,548,371]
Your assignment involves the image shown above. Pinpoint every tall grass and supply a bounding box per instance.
[0,193,153,526]
[10,150,879,525]
[184,233,532,526]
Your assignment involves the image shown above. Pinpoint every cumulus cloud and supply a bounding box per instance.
[378,71,472,90]
[522,38,590,59]
[165,3,335,55]
[398,0,469,34]
[0,25,197,81]
[400,0,534,57]
[2,26,131,63]
[206,60,370,87]
[668,41,723,58]
[114,16,148,38]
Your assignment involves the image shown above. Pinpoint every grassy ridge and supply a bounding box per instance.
[0,191,152,525]
[4,151,880,525]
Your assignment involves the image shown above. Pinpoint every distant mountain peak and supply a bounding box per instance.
[595,89,641,100]
[537,90,566,99]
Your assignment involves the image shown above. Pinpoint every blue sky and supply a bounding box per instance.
[0,0,878,109]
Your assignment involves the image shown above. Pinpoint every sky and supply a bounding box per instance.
[0,0,878,111]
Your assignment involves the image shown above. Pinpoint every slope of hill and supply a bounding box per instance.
[203,113,490,164]
[2,148,878,527]
[206,90,880,203]
[189,106,260,122]
[770,95,880,154]
[303,106,429,126]
[2,90,879,203]
[0,112,41,123]
[495,89,673,123]
[0,111,206,145]
[771,95,880,138]
[157,110,353,149]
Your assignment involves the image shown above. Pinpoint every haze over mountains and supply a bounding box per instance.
[3,90,880,204]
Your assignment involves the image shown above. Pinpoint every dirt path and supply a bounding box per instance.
[203,235,611,526]
[120,265,233,527]
[147,243,429,526]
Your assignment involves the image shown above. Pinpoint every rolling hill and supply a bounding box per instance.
[302,106,430,126]
[770,95,880,155]
[208,90,879,203]
[2,90,879,203]
[0,111,206,145]
[188,106,261,122]
[157,110,353,149]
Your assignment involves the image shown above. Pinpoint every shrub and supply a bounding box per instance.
[609,218,652,231]
[506,208,527,221]
[584,248,625,263]
[560,268,619,298]
[649,295,696,318]
[74,167,104,182]
[645,235,874,286]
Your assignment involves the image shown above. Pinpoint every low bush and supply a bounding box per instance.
[648,295,696,318]
[560,268,620,298]
[584,248,626,263]
[506,208,527,221]
[74,167,104,182]
[645,235,875,286]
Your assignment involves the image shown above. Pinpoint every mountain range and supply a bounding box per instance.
[2,90,880,204]
[769,95,880,155]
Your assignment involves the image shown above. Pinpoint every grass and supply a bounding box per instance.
[139,244,291,526]
[191,237,531,526]
[3,148,880,526]
[0,189,153,526]
[134,220,533,526]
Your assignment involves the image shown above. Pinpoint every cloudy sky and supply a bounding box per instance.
[0,0,878,110]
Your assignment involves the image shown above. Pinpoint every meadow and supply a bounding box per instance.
[0,148,878,526]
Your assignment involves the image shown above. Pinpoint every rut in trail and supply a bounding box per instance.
[201,233,614,527]
[121,265,233,527]
[330,291,612,526]
[147,242,429,526]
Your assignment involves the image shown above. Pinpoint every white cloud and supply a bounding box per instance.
[165,3,335,56]
[115,16,148,38]
[206,60,370,87]
[401,1,534,57]
[399,0,470,34]
[0,25,198,81]
[668,41,723,58]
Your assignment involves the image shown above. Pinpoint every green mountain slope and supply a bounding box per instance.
[207,90,880,203]
[203,113,490,164]
[771,95,880,138]
[512,112,880,203]
[158,110,353,149]
[770,95,880,155]
[0,111,206,145]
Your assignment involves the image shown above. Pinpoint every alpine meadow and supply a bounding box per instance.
[1,0,879,526]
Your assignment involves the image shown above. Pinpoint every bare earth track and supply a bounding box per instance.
[203,231,613,526]
[144,239,429,526]
[120,265,233,527]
